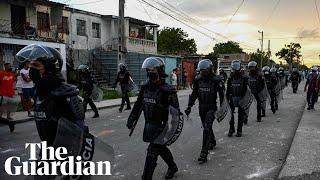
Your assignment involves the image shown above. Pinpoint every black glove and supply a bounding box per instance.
[127,116,135,129]
[185,107,191,116]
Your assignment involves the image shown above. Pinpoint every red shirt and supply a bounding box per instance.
[0,70,15,97]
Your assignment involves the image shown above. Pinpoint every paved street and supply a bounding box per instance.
[0,85,307,180]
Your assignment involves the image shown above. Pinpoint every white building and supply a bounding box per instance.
[0,0,159,70]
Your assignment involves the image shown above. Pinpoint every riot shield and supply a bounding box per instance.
[239,87,254,117]
[0,95,20,115]
[215,97,230,123]
[275,81,283,103]
[127,77,139,95]
[52,118,83,157]
[258,83,270,111]
[91,84,103,102]
[153,106,184,146]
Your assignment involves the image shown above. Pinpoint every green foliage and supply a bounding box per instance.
[276,43,302,70]
[158,27,197,55]
[249,51,274,68]
[206,41,244,71]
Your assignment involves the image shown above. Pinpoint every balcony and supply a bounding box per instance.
[126,37,157,54]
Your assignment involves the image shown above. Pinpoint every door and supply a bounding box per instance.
[10,4,26,35]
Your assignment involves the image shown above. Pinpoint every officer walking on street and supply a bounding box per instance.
[305,67,319,110]
[247,61,266,122]
[114,63,132,112]
[263,66,278,114]
[127,57,181,180]
[185,59,225,164]
[226,60,249,137]
[78,64,99,118]
[290,68,301,93]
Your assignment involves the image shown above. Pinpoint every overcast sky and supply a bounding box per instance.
[54,0,320,66]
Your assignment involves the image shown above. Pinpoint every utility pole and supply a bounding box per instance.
[258,30,264,68]
[267,40,271,65]
[118,0,126,68]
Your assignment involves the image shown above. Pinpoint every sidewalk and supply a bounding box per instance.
[279,101,320,179]
[8,89,191,123]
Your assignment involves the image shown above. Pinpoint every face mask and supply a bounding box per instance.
[148,72,159,81]
[29,67,41,83]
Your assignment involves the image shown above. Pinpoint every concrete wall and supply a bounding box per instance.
[69,12,111,50]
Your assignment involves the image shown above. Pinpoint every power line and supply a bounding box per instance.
[226,0,245,28]
[314,0,320,24]
[262,0,281,28]
[139,0,216,40]
[137,0,154,21]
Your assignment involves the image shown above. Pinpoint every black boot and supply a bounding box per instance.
[236,131,242,137]
[92,113,99,118]
[197,151,207,164]
[208,139,216,150]
[228,128,235,137]
[261,109,266,117]
[119,106,123,113]
[257,116,262,122]
[165,165,178,179]
[9,121,15,133]
[125,105,131,110]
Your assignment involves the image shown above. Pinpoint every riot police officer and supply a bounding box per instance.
[247,61,265,122]
[226,60,249,137]
[78,64,99,118]
[127,57,181,180]
[15,44,94,160]
[305,67,319,110]
[185,59,225,164]
[290,68,301,93]
[114,63,132,112]
[263,66,278,114]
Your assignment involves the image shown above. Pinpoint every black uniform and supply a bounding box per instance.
[226,72,248,135]
[188,75,224,157]
[305,72,318,110]
[248,72,265,122]
[220,71,228,83]
[265,73,278,113]
[290,71,301,93]
[127,81,180,180]
[115,70,131,110]
[79,73,99,116]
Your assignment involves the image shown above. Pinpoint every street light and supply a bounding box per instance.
[258,30,264,68]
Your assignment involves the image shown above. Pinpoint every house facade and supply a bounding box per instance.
[0,0,159,66]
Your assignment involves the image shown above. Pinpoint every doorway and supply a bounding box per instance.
[10,4,26,35]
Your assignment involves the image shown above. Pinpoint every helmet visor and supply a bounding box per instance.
[16,44,53,63]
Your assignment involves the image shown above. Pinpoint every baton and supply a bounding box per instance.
[129,119,138,136]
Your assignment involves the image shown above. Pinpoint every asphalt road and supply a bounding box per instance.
[0,84,306,180]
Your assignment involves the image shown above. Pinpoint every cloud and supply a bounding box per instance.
[297,28,319,38]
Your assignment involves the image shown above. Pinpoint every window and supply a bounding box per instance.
[92,22,100,38]
[37,12,50,31]
[77,19,86,36]
[59,16,69,34]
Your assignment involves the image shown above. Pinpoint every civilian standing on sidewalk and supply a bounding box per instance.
[0,63,16,132]
[20,61,35,117]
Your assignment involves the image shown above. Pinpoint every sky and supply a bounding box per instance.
[54,0,320,67]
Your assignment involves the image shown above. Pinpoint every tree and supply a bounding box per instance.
[276,43,302,72]
[249,51,274,68]
[157,27,197,55]
[206,41,244,71]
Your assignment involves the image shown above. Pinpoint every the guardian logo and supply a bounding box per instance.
[4,142,111,176]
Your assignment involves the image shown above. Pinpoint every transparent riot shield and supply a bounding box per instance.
[91,84,103,102]
[275,81,283,103]
[215,97,231,123]
[258,83,271,111]
[0,95,20,115]
[128,77,139,95]
[153,106,184,146]
[239,87,254,117]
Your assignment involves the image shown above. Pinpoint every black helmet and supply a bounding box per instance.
[78,64,89,72]
[278,67,284,72]
[197,59,213,72]
[119,63,127,71]
[311,66,318,72]
[248,61,258,69]
[270,67,277,73]
[231,60,241,71]
[292,68,298,72]
[262,66,270,74]
[16,44,63,74]
[142,57,164,71]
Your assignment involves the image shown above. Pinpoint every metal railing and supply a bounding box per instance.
[127,37,156,47]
